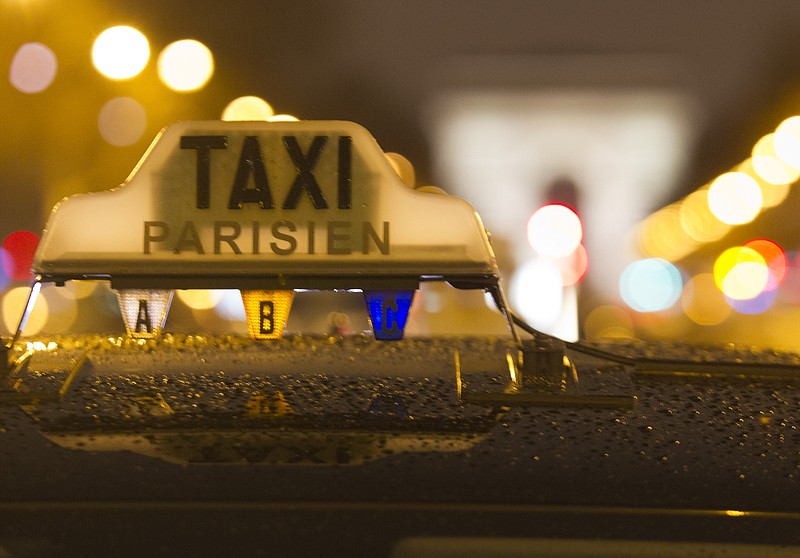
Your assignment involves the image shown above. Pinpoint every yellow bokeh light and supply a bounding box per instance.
[268,114,299,122]
[774,116,800,168]
[157,39,214,92]
[48,280,103,303]
[736,159,790,209]
[92,26,150,80]
[40,285,78,334]
[385,152,416,187]
[751,133,800,185]
[221,96,274,121]
[707,172,762,225]
[722,262,769,301]
[66,280,102,300]
[678,190,731,243]
[176,289,225,310]
[681,273,731,326]
[2,286,48,336]
[713,246,768,300]
[638,204,698,261]
[583,304,634,340]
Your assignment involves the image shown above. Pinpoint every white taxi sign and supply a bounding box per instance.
[33,121,498,290]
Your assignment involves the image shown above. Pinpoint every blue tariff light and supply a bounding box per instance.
[364,290,414,340]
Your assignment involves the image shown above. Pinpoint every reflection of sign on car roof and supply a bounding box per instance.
[29,121,504,341]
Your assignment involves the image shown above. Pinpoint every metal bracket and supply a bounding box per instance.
[455,337,635,409]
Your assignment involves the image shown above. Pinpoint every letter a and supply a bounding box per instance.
[136,300,151,333]
[229,136,274,209]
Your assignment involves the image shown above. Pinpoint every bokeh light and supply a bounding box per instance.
[41,285,78,334]
[2,231,39,281]
[509,258,563,330]
[385,152,416,187]
[98,97,147,146]
[707,172,762,225]
[0,249,10,292]
[221,96,274,121]
[157,39,214,92]
[556,243,588,286]
[638,204,699,261]
[63,280,102,300]
[736,159,790,209]
[727,288,777,315]
[779,253,800,305]
[679,190,731,243]
[744,239,787,291]
[773,116,800,168]
[212,289,246,320]
[751,133,800,185]
[713,246,768,300]
[619,258,683,312]
[268,114,300,122]
[526,204,582,258]
[92,26,150,80]
[681,273,731,326]
[2,286,48,335]
[9,42,57,93]
[176,289,225,311]
[583,304,634,339]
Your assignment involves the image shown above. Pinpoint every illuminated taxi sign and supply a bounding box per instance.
[117,289,173,338]
[33,120,498,290]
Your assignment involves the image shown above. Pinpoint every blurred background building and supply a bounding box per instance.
[5,0,800,349]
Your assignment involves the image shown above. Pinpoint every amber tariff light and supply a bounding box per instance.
[241,290,294,340]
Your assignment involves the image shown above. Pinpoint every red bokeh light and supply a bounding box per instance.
[557,243,589,286]
[744,238,787,291]
[2,231,40,281]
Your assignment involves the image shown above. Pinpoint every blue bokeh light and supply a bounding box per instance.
[620,258,683,313]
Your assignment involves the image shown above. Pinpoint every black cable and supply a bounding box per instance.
[508,309,800,375]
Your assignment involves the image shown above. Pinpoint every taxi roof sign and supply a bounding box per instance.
[33,121,498,290]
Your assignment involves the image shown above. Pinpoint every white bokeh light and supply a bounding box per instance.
[707,172,762,225]
[98,97,147,146]
[509,258,564,331]
[526,204,583,258]
[92,26,150,80]
[10,42,57,93]
[158,40,214,92]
